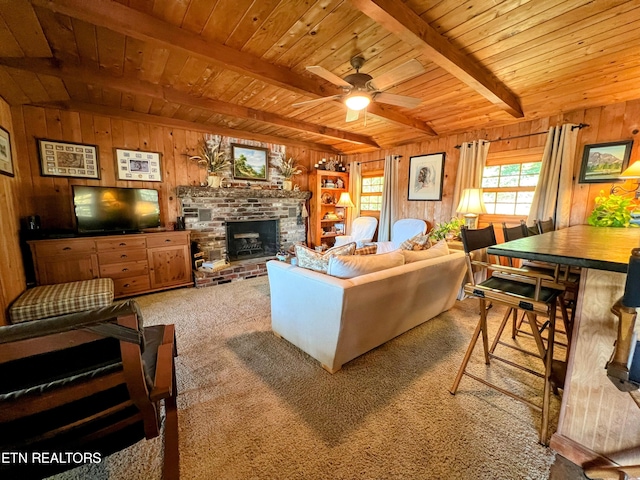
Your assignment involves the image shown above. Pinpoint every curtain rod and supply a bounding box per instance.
[356,155,402,165]
[454,123,589,149]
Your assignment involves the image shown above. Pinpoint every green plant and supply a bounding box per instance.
[276,157,305,180]
[429,217,464,241]
[587,190,639,227]
[190,135,231,174]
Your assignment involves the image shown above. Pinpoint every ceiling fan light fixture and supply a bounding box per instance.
[344,93,370,111]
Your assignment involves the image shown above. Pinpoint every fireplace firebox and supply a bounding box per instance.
[225,219,279,261]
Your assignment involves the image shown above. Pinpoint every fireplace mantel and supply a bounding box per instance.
[176,186,311,200]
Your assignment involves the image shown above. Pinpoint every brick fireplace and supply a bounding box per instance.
[225,218,279,261]
[176,186,311,287]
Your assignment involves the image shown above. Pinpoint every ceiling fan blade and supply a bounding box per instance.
[374,92,422,109]
[292,95,342,108]
[306,66,352,88]
[369,59,425,91]
[345,108,360,122]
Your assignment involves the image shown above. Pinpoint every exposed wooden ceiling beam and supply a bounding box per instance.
[0,57,380,148]
[34,101,342,154]
[350,0,524,118]
[30,0,436,135]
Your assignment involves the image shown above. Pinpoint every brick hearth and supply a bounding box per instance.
[177,186,311,287]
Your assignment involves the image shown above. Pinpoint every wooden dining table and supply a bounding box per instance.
[487,225,640,466]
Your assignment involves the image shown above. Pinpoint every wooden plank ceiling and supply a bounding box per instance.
[1,0,639,154]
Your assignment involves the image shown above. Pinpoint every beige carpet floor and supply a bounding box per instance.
[53,276,565,480]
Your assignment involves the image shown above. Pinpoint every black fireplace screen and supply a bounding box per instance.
[225,219,279,261]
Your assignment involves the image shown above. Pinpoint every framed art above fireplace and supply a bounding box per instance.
[232,144,269,181]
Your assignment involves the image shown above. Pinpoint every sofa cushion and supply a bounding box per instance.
[399,233,432,251]
[327,251,405,279]
[354,243,378,255]
[295,242,356,273]
[401,239,449,263]
[9,278,115,324]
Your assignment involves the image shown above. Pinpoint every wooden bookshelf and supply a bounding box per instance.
[309,170,349,248]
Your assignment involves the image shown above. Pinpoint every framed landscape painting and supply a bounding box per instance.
[579,140,633,183]
[408,152,445,201]
[232,144,269,181]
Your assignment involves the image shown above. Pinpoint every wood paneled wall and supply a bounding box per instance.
[10,106,323,232]
[0,99,26,325]
[1,99,638,324]
[346,99,640,230]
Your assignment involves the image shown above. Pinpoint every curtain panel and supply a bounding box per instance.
[526,124,578,229]
[451,141,490,218]
[347,161,362,234]
[378,155,399,242]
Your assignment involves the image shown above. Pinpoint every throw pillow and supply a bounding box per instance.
[401,239,450,263]
[399,233,432,251]
[354,244,377,255]
[327,251,405,279]
[294,242,356,273]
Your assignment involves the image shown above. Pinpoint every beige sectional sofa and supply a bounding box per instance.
[266,249,467,373]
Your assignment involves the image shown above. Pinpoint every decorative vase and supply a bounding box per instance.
[282,179,293,191]
[207,174,222,188]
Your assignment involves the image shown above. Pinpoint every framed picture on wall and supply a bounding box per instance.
[578,140,633,183]
[37,139,100,179]
[0,126,14,177]
[408,152,445,201]
[115,149,162,182]
[232,144,269,181]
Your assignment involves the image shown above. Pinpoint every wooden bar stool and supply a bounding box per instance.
[450,225,566,445]
[502,221,577,348]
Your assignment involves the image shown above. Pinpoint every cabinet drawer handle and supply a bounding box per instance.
[165,239,172,243]
[123,283,130,288]
[119,242,126,246]
[122,268,129,272]
[121,254,127,259]
[63,247,71,251]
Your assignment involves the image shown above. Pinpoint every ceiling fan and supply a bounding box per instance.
[293,56,425,122]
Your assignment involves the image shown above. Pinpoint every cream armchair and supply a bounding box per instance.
[333,216,378,247]
[375,218,427,253]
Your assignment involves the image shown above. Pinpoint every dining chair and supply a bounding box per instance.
[535,217,555,234]
[451,224,566,445]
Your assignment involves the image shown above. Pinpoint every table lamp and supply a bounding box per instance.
[611,161,640,196]
[336,192,354,225]
[336,192,355,209]
[456,188,486,229]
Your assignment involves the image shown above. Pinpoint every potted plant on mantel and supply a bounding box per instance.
[276,157,305,191]
[190,135,231,188]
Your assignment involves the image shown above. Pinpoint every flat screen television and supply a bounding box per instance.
[73,185,161,234]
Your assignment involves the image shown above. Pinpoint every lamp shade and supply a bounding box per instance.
[456,188,487,214]
[336,192,355,208]
[621,161,640,178]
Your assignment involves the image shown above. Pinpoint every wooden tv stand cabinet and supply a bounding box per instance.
[28,231,192,298]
